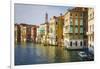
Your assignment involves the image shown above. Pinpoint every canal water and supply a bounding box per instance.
[15,42,84,65]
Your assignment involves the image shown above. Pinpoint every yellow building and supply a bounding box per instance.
[20,24,27,42]
[56,14,64,46]
[36,26,41,43]
[63,7,88,49]
[14,24,21,42]
[15,24,18,42]
[87,8,94,54]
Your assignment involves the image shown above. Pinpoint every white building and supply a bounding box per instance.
[49,16,58,45]
[87,8,94,54]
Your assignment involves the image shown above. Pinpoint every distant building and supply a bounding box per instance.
[26,25,32,42]
[31,25,37,43]
[87,8,94,54]
[39,24,45,43]
[38,13,49,45]
[56,14,64,46]
[36,26,41,43]
[20,23,27,42]
[14,24,21,42]
[49,16,58,45]
[15,23,38,43]
[39,23,49,45]
[63,7,88,49]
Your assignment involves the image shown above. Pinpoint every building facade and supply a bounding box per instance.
[63,7,88,49]
[36,26,41,43]
[31,25,37,43]
[15,24,21,42]
[49,16,58,45]
[56,14,64,46]
[37,13,49,45]
[87,8,94,54]
[20,24,27,42]
[39,23,49,45]
[15,23,38,43]
[26,25,32,42]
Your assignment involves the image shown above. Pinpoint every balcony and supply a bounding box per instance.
[86,31,94,35]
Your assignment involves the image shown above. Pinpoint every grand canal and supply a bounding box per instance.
[15,42,89,65]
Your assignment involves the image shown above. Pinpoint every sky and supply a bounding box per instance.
[14,3,72,25]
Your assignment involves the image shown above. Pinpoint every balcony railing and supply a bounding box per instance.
[86,31,94,35]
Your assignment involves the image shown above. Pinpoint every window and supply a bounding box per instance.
[76,14,77,16]
[80,41,82,46]
[90,25,91,32]
[80,27,83,33]
[70,18,73,25]
[75,27,78,33]
[90,14,92,19]
[90,36,91,41]
[56,22,57,25]
[80,13,83,17]
[70,42,72,46]
[75,41,77,46]
[80,19,83,25]
[92,25,94,32]
[70,26,73,33]
[93,12,94,17]
[90,44,91,47]
[70,13,72,16]
[75,19,78,25]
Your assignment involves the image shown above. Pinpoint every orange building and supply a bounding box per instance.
[56,14,64,46]
[31,25,37,43]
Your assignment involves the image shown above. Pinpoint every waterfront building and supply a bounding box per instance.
[49,16,58,45]
[63,7,88,49]
[36,26,41,43]
[26,25,32,42]
[87,8,94,54]
[31,25,37,43]
[56,14,64,46]
[20,23,27,42]
[14,24,21,42]
[39,23,49,45]
[38,13,49,45]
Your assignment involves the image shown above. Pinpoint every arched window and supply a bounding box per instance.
[84,41,86,46]
[90,44,91,47]
[75,41,77,46]
[70,41,72,46]
[80,41,82,46]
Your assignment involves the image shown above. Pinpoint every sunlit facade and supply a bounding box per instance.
[63,7,88,49]
[49,16,58,45]
[87,8,94,54]
[56,14,64,46]
[39,23,49,44]
[20,24,27,42]
[31,25,37,43]
[36,26,41,43]
[14,24,21,42]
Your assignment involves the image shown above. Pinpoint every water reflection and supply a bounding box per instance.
[15,42,82,65]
